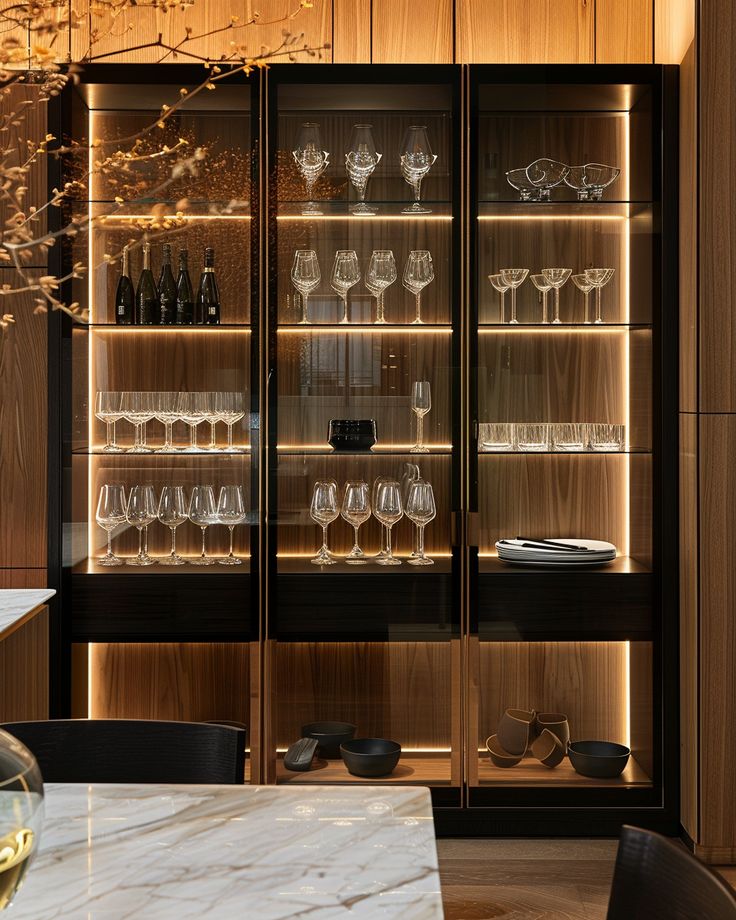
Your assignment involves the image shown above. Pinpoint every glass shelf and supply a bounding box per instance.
[277,324,452,333]
[478,200,653,214]
[73,448,251,456]
[83,324,252,331]
[478,448,650,456]
[277,446,452,456]
[478,323,651,331]
[277,201,453,220]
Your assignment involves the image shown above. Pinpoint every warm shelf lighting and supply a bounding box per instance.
[277,444,452,452]
[477,214,627,222]
[87,445,251,453]
[277,552,453,559]
[478,326,630,334]
[277,326,452,335]
[277,215,452,222]
[98,214,252,221]
[88,326,251,333]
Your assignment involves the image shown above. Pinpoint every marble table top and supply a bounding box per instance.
[11,783,444,919]
[0,588,55,639]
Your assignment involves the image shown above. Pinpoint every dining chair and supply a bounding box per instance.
[607,825,736,919]
[1,719,246,784]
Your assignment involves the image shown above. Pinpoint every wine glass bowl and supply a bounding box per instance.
[345,124,381,216]
[95,483,127,566]
[499,268,529,325]
[216,392,246,451]
[541,268,572,324]
[374,479,403,565]
[158,485,188,565]
[341,480,371,564]
[525,158,569,200]
[366,249,397,324]
[126,484,157,566]
[292,250,321,325]
[505,167,539,201]
[154,391,179,452]
[406,480,436,565]
[217,485,247,565]
[310,479,339,565]
[121,391,153,454]
[402,250,434,325]
[399,125,437,214]
[292,122,329,217]
[94,391,124,453]
[331,250,361,324]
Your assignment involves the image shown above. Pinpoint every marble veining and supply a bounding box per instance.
[0,589,55,639]
[10,783,444,919]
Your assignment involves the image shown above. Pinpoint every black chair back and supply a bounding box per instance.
[607,825,736,919]
[1,719,246,785]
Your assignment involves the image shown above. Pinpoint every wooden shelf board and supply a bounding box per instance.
[276,753,453,786]
[476,754,651,788]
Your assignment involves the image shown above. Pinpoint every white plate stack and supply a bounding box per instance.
[495,538,617,567]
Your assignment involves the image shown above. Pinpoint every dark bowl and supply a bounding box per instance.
[568,740,631,778]
[340,738,401,777]
[328,419,377,452]
[301,721,357,759]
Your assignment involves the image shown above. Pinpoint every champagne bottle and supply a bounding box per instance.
[114,244,135,325]
[136,241,159,325]
[158,243,177,325]
[196,247,221,325]
[175,249,195,325]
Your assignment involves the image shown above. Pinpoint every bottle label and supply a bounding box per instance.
[209,306,217,315]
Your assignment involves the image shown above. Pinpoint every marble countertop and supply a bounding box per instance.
[0,588,55,639]
[11,783,443,919]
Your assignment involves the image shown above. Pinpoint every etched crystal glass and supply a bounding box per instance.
[292,122,329,217]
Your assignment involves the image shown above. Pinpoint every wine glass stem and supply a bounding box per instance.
[511,288,517,323]
[170,526,177,557]
[554,288,561,323]
[164,422,173,450]
[415,292,421,323]
[137,526,143,559]
[141,422,148,449]
[378,292,384,323]
[386,524,394,559]
[381,525,388,554]
[321,525,329,555]
[417,414,424,449]
[134,423,142,449]
[302,292,309,324]
[227,424,234,449]
[200,526,207,560]
[209,421,217,449]
[143,525,149,556]
[228,525,235,558]
[305,177,315,208]
[596,287,602,323]
[414,178,422,204]
[418,525,425,558]
[190,424,197,450]
[542,291,548,324]
[107,529,113,557]
[584,291,590,324]
[342,294,348,324]
[105,421,113,449]
[352,525,361,555]
[500,291,505,323]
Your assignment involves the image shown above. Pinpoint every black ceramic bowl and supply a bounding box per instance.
[301,721,357,759]
[340,738,401,777]
[568,740,631,778]
[327,419,377,452]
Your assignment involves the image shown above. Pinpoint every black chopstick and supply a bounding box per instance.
[499,537,591,553]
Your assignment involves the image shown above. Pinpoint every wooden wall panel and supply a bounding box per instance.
[596,0,653,63]
[654,0,696,64]
[371,0,452,63]
[0,607,49,722]
[0,569,46,587]
[680,413,698,841]
[332,0,371,62]
[678,38,698,412]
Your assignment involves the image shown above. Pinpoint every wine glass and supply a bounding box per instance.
[411,380,431,454]
[95,483,126,566]
[346,124,381,216]
[525,158,570,201]
[341,480,371,565]
[372,475,390,562]
[202,391,219,451]
[403,250,434,325]
[572,273,595,324]
[563,165,589,201]
[310,479,339,566]
[94,391,124,453]
[217,484,247,565]
[582,163,620,201]
[374,479,403,566]
[406,480,436,566]
[216,391,246,451]
[153,391,179,452]
[189,484,218,566]
[399,125,437,214]
[488,273,509,323]
[177,391,206,452]
[499,268,528,325]
[121,391,153,454]
[157,485,188,565]
[292,122,329,217]
[292,250,321,325]
[541,268,572,324]
[331,250,360,324]
[530,274,553,324]
[585,267,615,324]
[126,484,157,566]
[505,167,539,201]
[366,249,397,325]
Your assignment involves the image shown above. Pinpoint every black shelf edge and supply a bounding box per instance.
[276,324,453,331]
[478,323,652,330]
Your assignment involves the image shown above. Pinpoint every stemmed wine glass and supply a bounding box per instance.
[499,268,528,325]
[341,480,371,565]
[374,479,403,566]
[94,392,124,453]
[331,250,360,324]
[177,391,206,452]
[216,392,246,451]
[202,391,219,451]
[585,267,615,323]
[530,274,553,324]
[95,483,126,566]
[572,273,595,324]
[406,480,436,566]
[154,392,178,452]
[217,484,247,565]
[525,158,569,201]
[372,475,390,562]
[126,484,157,566]
[403,250,434,324]
[411,380,432,453]
[292,250,321,325]
[158,485,188,565]
[189,484,218,566]
[345,124,381,216]
[366,249,396,325]
[399,125,437,214]
[292,123,329,217]
[121,391,154,454]
[310,479,339,566]
[541,268,572,324]
[488,273,509,323]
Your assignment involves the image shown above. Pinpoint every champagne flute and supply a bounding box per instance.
[585,267,615,324]
[345,124,381,215]
[374,479,403,565]
[403,250,434,324]
[216,391,246,451]
[366,249,397,325]
[499,268,529,325]
[153,391,178,451]
[95,483,126,566]
[341,480,371,564]
[542,268,572,324]
[189,484,218,566]
[530,274,553,324]
[292,250,321,325]
[411,380,431,453]
[399,126,437,214]
[157,485,188,565]
[331,250,360,325]
[406,480,436,566]
[126,484,157,566]
[217,484,247,565]
[94,392,124,453]
[488,273,509,323]
[292,122,329,217]
[310,479,339,565]
[572,273,595,324]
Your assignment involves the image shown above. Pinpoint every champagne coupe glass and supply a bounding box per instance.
[541,268,572,324]
[345,124,381,216]
[372,475,390,562]
[366,249,396,325]
[189,484,218,566]
[572,273,595,324]
[154,391,178,452]
[411,380,432,454]
[406,479,437,566]
[582,163,621,201]
[585,267,615,324]
[525,158,570,201]
[217,484,247,565]
[94,391,124,453]
[310,479,339,566]
[157,485,188,565]
[488,273,509,323]
[341,480,371,564]
[530,274,553,324]
[292,122,329,217]
[374,479,403,566]
[216,391,246,451]
[403,250,434,325]
[331,250,361,324]
[126,484,157,566]
[499,268,529,325]
[399,125,437,214]
[505,167,539,201]
[121,391,152,454]
[291,250,321,325]
[563,165,589,201]
[95,483,126,566]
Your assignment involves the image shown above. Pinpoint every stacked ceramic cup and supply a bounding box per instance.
[486,709,570,769]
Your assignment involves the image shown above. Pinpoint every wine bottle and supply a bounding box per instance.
[196,246,221,325]
[114,244,135,325]
[136,241,159,325]
[158,243,177,325]
[175,249,195,325]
